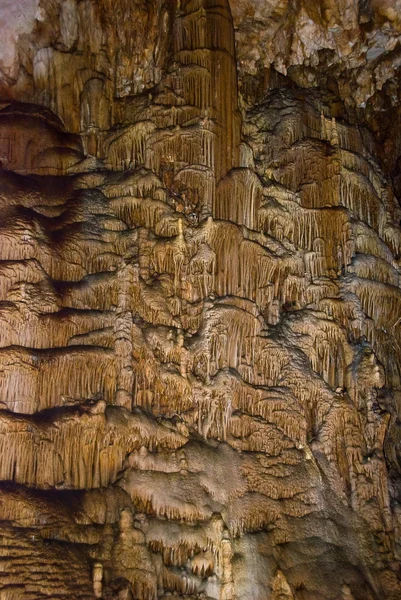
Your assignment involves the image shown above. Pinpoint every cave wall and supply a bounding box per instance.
[0,1,401,599]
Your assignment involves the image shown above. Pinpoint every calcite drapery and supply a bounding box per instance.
[1,1,401,599]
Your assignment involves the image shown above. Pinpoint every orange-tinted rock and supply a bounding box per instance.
[0,1,401,599]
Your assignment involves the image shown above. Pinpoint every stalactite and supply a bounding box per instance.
[0,347,117,413]
[105,120,156,170]
[259,200,354,277]
[214,168,262,230]
[1,0,401,598]
[340,170,383,232]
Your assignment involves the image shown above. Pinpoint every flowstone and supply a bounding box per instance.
[0,1,401,599]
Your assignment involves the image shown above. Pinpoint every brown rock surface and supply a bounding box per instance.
[0,1,401,599]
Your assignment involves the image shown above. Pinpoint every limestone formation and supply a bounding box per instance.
[0,1,401,599]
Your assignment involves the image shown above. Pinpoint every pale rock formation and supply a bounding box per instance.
[0,1,401,599]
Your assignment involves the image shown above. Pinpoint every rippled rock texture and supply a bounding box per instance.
[1,1,401,599]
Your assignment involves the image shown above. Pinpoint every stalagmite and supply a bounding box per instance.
[93,563,103,599]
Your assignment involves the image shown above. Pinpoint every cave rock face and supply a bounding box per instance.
[1,1,401,599]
